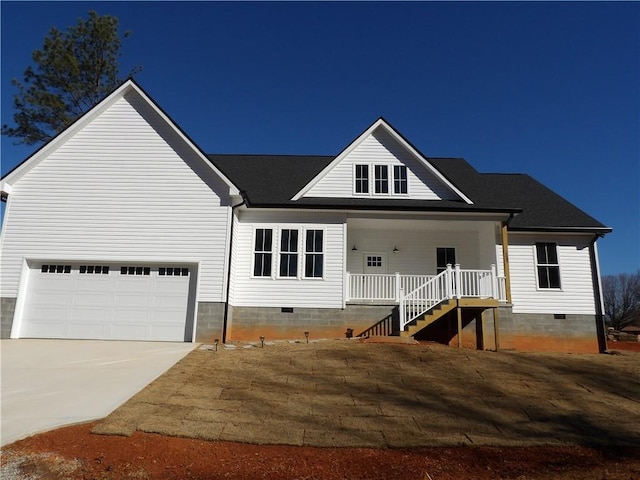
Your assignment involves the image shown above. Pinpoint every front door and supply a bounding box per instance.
[364,253,387,274]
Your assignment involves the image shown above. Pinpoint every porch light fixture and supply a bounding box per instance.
[393,246,399,253]
[351,245,358,251]
[260,335,265,348]
[304,331,309,343]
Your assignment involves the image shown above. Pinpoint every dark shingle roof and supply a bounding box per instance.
[209,154,610,232]
[429,158,610,231]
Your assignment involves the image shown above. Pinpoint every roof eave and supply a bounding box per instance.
[508,226,612,235]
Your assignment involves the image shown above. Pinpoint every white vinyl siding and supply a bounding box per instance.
[496,233,596,314]
[346,219,497,276]
[304,127,457,200]
[0,94,231,302]
[232,212,344,308]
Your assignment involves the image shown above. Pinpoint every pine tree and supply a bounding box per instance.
[2,11,140,145]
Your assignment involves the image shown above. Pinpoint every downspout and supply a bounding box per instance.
[589,233,607,353]
[222,191,248,344]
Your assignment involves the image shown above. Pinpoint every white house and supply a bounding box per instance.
[0,80,611,353]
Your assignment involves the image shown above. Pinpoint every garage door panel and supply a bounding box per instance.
[21,263,194,342]
[70,306,110,322]
[31,292,74,306]
[69,322,109,339]
[114,293,152,308]
[73,292,114,306]
[22,320,68,338]
[111,323,151,341]
[149,326,186,342]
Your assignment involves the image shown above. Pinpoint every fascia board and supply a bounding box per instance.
[380,122,474,205]
[128,81,239,196]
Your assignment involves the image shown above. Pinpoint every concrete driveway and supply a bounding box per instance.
[1,339,196,446]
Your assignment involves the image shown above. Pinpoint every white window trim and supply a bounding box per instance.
[373,164,390,196]
[534,243,563,291]
[251,226,275,279]
[353,163,370,196]
[353,162,410,197]
[393,164,409,195]
[435,246,457,274]
[277,227,301,280]
[302,227,326,280]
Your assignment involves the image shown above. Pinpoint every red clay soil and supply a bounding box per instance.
[609,340,640,352]
[2,422,640,480]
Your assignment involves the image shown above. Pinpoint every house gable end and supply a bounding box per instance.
[292,118,472,204]
[1,79,239,199]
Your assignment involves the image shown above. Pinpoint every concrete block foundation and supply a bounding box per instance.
[195,302,225,343]
[1,297,16,339]
[226,304,396,342]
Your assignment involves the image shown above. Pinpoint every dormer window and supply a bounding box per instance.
[355,165,369,194]
[354,163,409,196]
[374,165,389,194]
[394,165,407,194]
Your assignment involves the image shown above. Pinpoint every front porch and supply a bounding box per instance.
[346,265,507,346]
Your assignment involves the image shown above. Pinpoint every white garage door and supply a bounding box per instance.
[20,263,194,342]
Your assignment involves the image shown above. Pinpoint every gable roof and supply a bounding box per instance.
[291,117,473,204]
[210,154,610,232]
[1,79,239,197]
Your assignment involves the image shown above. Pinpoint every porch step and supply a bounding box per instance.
[400,299,457,338]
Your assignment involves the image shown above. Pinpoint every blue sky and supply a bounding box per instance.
[1,1,638,275]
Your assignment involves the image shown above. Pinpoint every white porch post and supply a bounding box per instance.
[399,286,405,331]
[345,271,351,304]
[490,264,498,299]
[395,272,401,302]
[446,264,453,299]
[454,263,462,299]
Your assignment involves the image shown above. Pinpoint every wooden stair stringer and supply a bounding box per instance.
[400,299,457,337]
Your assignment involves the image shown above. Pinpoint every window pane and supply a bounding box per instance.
[280,253,297,277]
[538,266,550,288]
[375,165,389,193]
[394,165,407,194]
[548,266,561,288]
[355,164,369,193]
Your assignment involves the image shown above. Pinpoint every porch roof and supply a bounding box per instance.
[209,154,610,233]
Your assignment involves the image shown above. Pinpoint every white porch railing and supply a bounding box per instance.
[345,265,506,332]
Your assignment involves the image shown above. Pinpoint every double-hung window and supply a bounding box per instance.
[436,247,456,274]
[279,229,299,277]
[253,228,273,277]
[304,229,324,278]
[393,165,408,194]
[374,165,389,194]
[355,164,369,194]
[535,243,561,289]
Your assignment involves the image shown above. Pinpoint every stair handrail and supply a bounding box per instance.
[399,268,450,330]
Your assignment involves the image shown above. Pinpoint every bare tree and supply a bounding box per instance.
[602,271,640,330]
